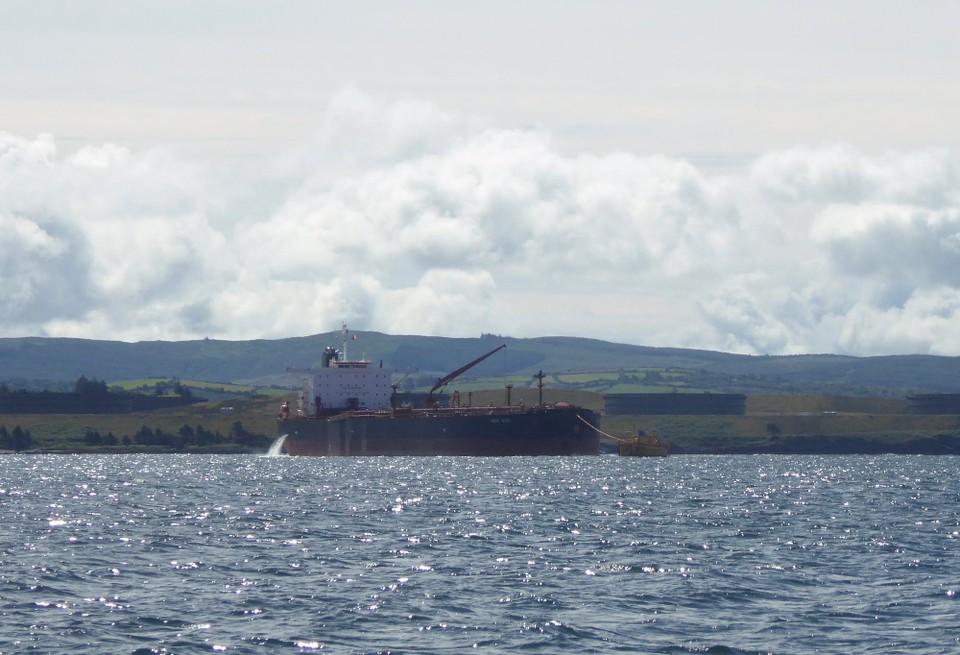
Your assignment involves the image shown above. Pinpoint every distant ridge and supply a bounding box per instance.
[0,332,958,396]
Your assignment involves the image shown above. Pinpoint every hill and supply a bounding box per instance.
[1,330,959,396]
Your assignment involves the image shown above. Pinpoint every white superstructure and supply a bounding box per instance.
[289,325,394,416]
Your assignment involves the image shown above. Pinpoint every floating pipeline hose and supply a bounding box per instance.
[577,414,630,443]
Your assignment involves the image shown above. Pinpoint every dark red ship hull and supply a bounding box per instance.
[278,404,600,456]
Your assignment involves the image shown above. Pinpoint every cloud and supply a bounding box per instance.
[0,212,92,330]
[1,91,959,355]
[318,87,462,166]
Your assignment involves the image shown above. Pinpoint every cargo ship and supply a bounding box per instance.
[276,326,600,456]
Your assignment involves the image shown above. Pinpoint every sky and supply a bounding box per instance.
[2,1,959,356]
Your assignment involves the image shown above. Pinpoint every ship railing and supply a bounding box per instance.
[312,405,533,420]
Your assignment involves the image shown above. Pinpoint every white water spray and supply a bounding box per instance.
[265,434,288,457]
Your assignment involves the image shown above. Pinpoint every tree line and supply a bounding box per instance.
[82,420,270,450]
[1,420,270,452]
[0,426,32,451]
[0,375,194,398]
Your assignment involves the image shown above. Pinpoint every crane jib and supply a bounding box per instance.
[426,344,507,404]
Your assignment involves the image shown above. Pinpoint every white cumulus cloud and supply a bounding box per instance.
[1,91,959,355]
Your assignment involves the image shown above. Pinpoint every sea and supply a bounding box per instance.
[0,453,957,655]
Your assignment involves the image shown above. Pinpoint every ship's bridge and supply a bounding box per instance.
[332,361,369,369]
[291,326,392,415]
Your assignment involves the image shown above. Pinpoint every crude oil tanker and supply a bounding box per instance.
[276,326,600,456]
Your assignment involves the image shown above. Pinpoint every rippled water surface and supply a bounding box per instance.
[1,454,957,654]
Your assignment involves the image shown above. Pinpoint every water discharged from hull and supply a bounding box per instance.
[265,434,287,457]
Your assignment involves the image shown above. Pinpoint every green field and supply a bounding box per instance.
[109,377,288,402]
[111,378,258,393]
[0,393,293,453]
[601,394,960,454]
[431,367,704,396]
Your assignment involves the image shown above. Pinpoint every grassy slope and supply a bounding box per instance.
[602,394,960,454]
[1,394,294,453]
[2,331,960,396]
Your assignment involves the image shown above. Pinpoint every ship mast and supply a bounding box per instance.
[534,369,545,406]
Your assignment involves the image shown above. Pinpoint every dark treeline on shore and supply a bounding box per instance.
[58,421,272,453]
[0,425,32,451]
[0,420,273,454]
